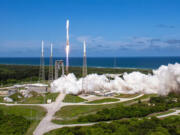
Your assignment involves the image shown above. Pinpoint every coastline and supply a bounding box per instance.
[0,63,152,70]
[0,57,180,69]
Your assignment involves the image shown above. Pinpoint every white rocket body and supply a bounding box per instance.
[66,20,69,45]
[83,40,86,57]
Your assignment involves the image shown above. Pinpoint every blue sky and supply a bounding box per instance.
[0,0,180,57]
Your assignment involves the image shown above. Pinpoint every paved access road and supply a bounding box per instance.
[33,93,66,135]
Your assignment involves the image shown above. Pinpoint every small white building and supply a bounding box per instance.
[4,97,13,102]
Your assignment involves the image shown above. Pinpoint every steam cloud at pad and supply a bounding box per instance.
[51,63,180,95]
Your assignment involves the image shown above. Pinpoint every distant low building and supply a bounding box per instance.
[26,83,49,93]
[4,97,13,102]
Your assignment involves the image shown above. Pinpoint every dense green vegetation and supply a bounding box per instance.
[76,93,180,123]
[87,98,119,104]
[46,116,180,135]
[63,94,86,103]
[0,109,31,135]
[0,64,152,85]
[0,105,46,135]
[0,65,41,85]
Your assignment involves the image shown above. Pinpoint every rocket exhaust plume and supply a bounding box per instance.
[51,63,180,95]
[66,19,70,75]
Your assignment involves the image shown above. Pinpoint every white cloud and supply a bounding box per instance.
[76,36,180,50]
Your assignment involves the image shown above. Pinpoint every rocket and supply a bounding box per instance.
[83,40,86,57]
[66,20,69,45]
[66,19,70,74]
[42,40,44,57]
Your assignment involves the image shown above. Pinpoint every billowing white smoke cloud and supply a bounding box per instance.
[51,63,180,95]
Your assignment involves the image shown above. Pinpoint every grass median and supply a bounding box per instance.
[86,98,119,104]
[63,94,86,103]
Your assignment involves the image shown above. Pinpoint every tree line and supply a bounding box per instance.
[0,64,152,85]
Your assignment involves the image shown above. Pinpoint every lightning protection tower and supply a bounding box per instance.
[48,43,53,82]
[55,60,64,80]
[39,40,45,81]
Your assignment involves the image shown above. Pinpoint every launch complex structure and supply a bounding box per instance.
[39,20,87,84]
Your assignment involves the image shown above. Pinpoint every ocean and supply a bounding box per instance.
[0,57,180,69]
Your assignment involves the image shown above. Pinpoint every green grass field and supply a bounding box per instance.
[86,98,119,104]
[0,96,5,102]
[115,93,140,98]
[0,105,46,135]
[149,109,175,117]
[63,94,86,103]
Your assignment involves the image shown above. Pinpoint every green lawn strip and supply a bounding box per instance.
[22,92,59,104]
[156,110,175,116]
[148,109,175,117]
[124,94,157,104]
[115,93,140,98]
[0,105,46,135]
[52,119,87,125]
[0,96,5,102]
[86,98,119,104]
[63,94,86,103]
[55,104,109,120]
